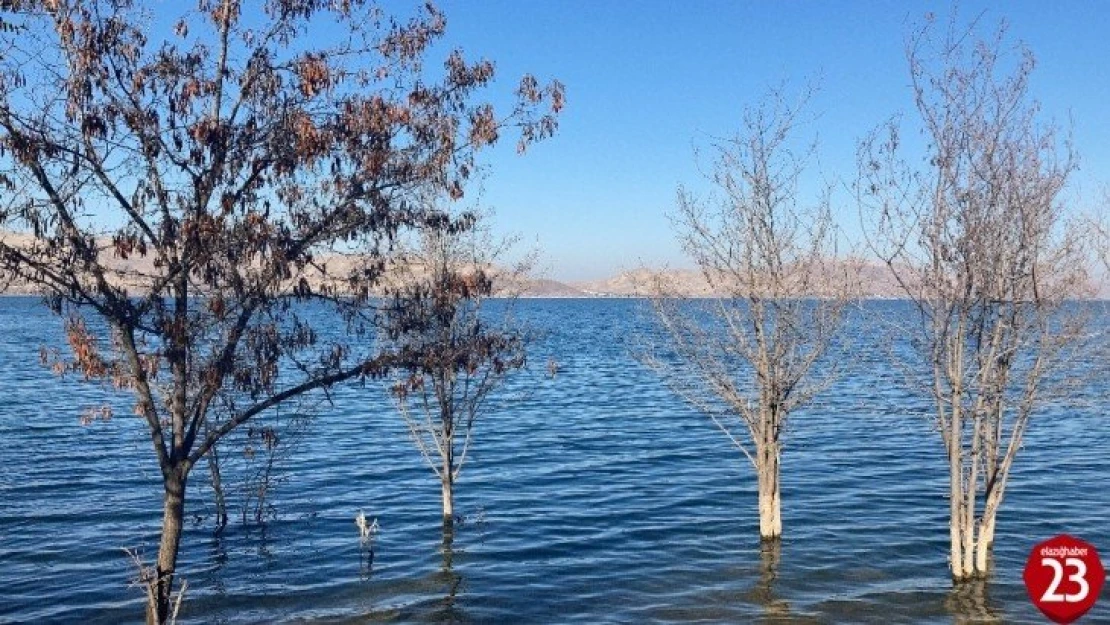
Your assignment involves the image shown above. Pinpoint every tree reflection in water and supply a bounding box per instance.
[745,539,793,622]
[434,521,466,623]
[945,577,1002,624]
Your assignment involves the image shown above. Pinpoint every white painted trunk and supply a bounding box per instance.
[441,477,454,521]
[974,513,997,575]
[951,527,972,580]
[950,509,998,581]
[948,411,964,581]
[758,488,781,540]
[441,446,455,523]
[961,513,976,578]
[757,443,782,540]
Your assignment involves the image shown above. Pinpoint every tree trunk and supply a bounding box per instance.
[974,511,997,575]
[441,474,454,522]
[757,443,782,540]
[149,470,187,625]
[950,508,973,581]
[949,493,1000,581]
[949,412,968,581]
[961,489,976,578]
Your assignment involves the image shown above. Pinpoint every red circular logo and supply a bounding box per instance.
[1023,534,1105,624]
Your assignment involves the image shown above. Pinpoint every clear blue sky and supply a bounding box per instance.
[416,1,1109,281]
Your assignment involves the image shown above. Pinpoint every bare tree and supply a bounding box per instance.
[235,404,311,526]
[857,15,1091,582]
[1093,212,1110,275]
[0,1,561,621]
[383,208,529,529]
[641,88,855,541]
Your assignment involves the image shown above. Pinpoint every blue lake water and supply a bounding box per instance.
[0,297,1107,623]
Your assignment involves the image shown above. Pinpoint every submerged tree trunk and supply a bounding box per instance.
[974,512,997,575]
[949,408,966,581]
[950,513,974,581]
[949,452,1001,582]
[756,442,782,540]
[441,446,455,525]
[950,516,996,583]
[441,476,454,521]
[150,468,188,625]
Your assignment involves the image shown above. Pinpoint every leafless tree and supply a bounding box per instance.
[383,208,530,529]
[0,1,561,621]
[641,88,855,541]
[1093,212,1110,275]
[235,405,310,525]
[196,391,321,532]
[857,15,1092,582]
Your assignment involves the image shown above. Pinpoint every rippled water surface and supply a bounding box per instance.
[1,298,1107,624]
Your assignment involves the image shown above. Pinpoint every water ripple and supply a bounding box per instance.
[0,298,1106,624]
